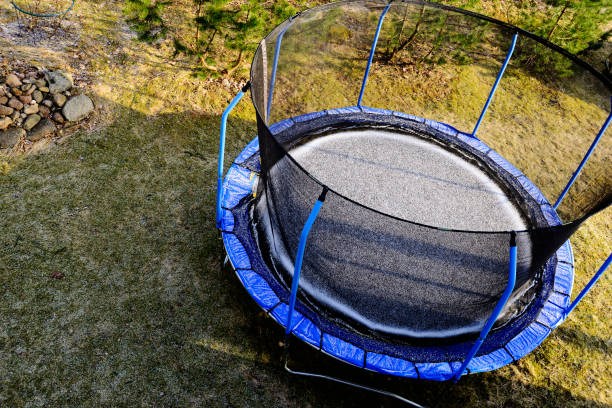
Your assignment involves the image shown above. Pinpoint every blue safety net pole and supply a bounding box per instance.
[553,97,612,210]
[285,188,328,336]
[216,83,250,229]
[357,3,391,107]
[471,32,518,138]
[266,23,293,124]
[564,252,612,318]
[453,233,517,382]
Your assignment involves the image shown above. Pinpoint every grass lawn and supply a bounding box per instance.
[0,0,610,407]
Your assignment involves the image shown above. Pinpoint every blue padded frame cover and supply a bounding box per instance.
[219,107,574,381]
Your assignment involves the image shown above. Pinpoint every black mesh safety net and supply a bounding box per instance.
[245,0,612,345]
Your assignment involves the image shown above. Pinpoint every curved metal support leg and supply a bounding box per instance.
[283,347,426,408]
[216,83,250,229]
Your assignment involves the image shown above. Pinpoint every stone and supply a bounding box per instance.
[25,85,36,96]
[10,111,19,121]
[0,97,7,105]
[23,114,41,131]
[19,95,32,105]
[45,70,73,93]
[0,87,4,97]
[27,118,55,141]
[5,74,22,88]
[38,105,51,118]
[52,112,64,124]
[39,87,49,93]
[0,105,14,116]
[11,88,22,96]
[21,83,32,92]
[32,90,43,103]
[8,98,23,110]
[52,93,67,107]
[42,99,53,107]
[34,80,46,88]
[0,116,12,130]
[62,94,94,122]
[0,127,25,148]
[23,103,39,115]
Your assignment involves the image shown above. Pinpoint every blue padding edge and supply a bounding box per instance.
[424,118,459,137]
[540,204,562,227]
[269,118,295,135]
[415,362,455,381]
[361,106,395,116]
[548,291,570,310]
[392,111,424,123]
[223,233,251,270]
[365,353,418,378]
[327,106,362,115]
[293,111,327,123]
[270,302,304,332]
[517,176,548,205]
[220,109,574,380]
[457,132,491,154]
[293,317,322,348]
[556,241,574,266]
[235,268,280,311]
[553,261,574,296]
[536,301,565,329]
[486,150,524,179]
[219,208,234,232]
[222,165,254,209]
[235,137,260,165]
[322,333,365,367]
[505,322,550,360]
[467,348,514,373]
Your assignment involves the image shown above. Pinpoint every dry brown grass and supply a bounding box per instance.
[0,1,609,407]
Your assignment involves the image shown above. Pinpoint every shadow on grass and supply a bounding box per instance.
[554,325,610,355]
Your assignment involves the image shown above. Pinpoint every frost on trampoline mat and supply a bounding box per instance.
[290,129,529,231]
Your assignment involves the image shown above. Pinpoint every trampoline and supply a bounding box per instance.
[216,0,612,393]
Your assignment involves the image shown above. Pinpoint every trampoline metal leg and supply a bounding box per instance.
[216,83,251,230]
[453,233,517,382]
[283,340,427,408]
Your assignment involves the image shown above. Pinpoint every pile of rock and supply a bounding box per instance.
[0,69,94,149]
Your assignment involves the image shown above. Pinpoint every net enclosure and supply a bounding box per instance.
[217,0,611,381]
